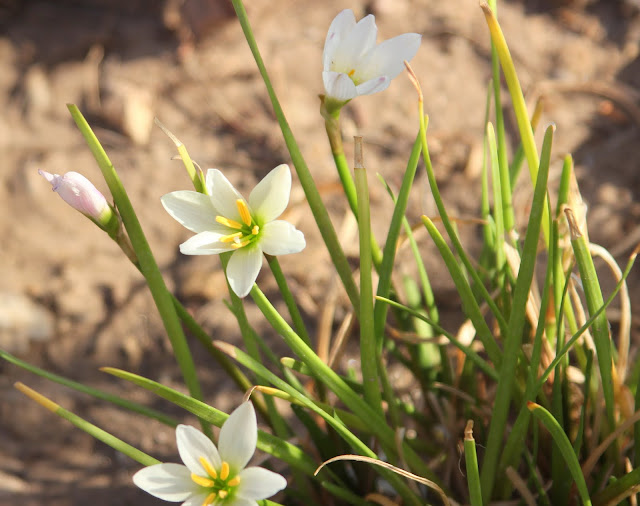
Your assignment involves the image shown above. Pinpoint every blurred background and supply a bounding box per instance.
[1,0,639,503]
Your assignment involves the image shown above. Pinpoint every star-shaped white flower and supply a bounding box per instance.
[133,402,287,506]
[322,9,421,102]
[161,164,305,298]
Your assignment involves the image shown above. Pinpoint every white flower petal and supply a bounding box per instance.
[176,425,221,476]
[226,498,257,506]
[249,164,291,223]
[218,402,257,473]
[259,221,305,256]
[331,14,377,73]
[323,9,356,70]
[323,71,358,101]
[133,463,200,501]
[181,492,212,506]
[207,169,246,223]
[237,467,288,500]
[161,191,220,234]
[355,76,390,96]
[226,247,263,298]
[359,33,421,82]
[180,231,234,255]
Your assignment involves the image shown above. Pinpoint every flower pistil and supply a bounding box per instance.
[216,199,261,250]
[190,456,242,506]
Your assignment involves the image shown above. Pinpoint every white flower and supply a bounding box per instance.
[322,9,421,102]
[134,402,287,506]
[39,170,113,224]
[161,164,305,298]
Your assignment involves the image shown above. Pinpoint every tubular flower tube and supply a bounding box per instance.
[322,9,421,104]
[133,402,287,506]
[38,170,115,229]
[161,164,305,298]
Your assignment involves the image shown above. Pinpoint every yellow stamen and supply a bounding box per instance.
[348,69,356,77]
[218,490,228,499]
[199,456,218,479]
[216,216,243,230]
[230,239,250,249]
[191,473,215,488]
[252,225,259,235]
[236,199,252,227]
[220,231,244,243]
[202,491,216,506]
[228,476,241,487]
[220,461,230,481]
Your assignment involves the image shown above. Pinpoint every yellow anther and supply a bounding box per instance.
[220,231,244,243]
[228,476,241,487]
[348,69,356,77]
[252,225,259,235]
[191,473,215,488]
[218,490,228,499]
[202,491,216,506]
[236,199,252,227]
[199,456,218,479]
[231,239,250,249]
[216,216,243,230]
[220,461,230,481]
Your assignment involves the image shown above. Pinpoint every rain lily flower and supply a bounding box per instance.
[322,9,421,103]
[39,170,115,228]
[133,402,287,506]
[161,164,305,298]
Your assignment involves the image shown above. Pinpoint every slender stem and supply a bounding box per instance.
[67,104,209,436]
[230,0,359,311]
[354,137,382,415]
[267,255,311,346]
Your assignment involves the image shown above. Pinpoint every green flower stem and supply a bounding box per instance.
[480,3,550,246]
[106,221,259,416]
[67,104,209,436]
[378,296,497,381]
[527,402,592,506]
[214,342,424,506]
[15,382,159,466]
[464,421,484,506]
[480,125,553,503]
[219,253,290,437]
[417,107,508,339]
[266,255,311,346]
[509,98,543,187]
[487,122,506,275]
[247,284,437,483]
[373,133,422,349]
[322,108,383,268]
[565,208,615,432]
[1,349,178,426]
[421,216,502,367]
[486,0,514,235]
[230,0,359,312]
[497,222,555,478]
[353,139,383,415]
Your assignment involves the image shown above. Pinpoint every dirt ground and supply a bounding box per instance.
[1,0,639,504]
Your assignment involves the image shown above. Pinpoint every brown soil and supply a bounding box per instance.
[1,0,639,504]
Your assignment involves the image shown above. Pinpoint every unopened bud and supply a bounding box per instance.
[39,170,115,229]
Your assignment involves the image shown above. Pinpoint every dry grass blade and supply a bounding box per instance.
[588,243,631,384]
[505,466,537,506]
[582,408,640,476]
[314,454,451,506]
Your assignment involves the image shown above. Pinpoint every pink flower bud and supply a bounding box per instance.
[39,170,112,223]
